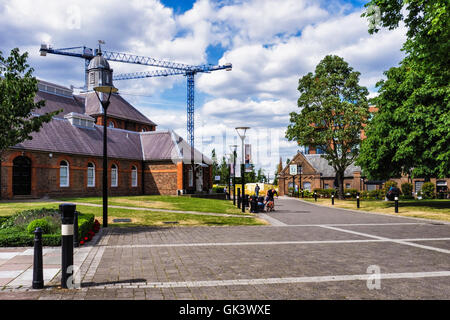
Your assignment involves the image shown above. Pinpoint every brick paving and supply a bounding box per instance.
[0,197,449,300]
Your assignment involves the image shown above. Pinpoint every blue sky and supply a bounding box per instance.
[0,0,406,177]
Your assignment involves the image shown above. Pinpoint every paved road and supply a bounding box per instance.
[1,197,449,300]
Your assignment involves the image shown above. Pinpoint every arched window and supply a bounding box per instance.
[60,160,69,187]
[108,121,115,128]
[111,164,118,187]
[87,162,95,187]
[131,166,138,187]
[303,182,311,191]
[141,128,147,132]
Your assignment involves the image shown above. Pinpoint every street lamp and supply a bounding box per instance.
[235,127,250,213]
[94,85,118,228]
[229,144,238,205]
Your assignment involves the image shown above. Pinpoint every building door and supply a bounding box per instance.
[196,167,203,192]
[13,156,32,196]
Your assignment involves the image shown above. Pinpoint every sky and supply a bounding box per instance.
[0,0,406,179]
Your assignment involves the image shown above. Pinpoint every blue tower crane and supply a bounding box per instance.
[39,43,232,148]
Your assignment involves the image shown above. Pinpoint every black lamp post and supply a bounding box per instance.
[94,85,118,228]
[236,127,250,213]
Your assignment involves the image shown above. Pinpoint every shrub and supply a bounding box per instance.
[0,208,60,231]
[212,186,225,193]
[313,188,336,198]
[383,180,400,194]
[401,183,414,199]
[0,210,95,247]
[344,189,358,198]
[368,189,384,200]
[27,218,51,234]
[421,182,435,199]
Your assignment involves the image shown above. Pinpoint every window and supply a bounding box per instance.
[87,163,95,187]
[415,181,424,193]
[111,164,118,187]
[108,121,115,128]
[131,166,138,187]
[141,128,147,132]
[324,184,330,189]
[60,160,69,187]
[345,183,351,189]
[303,182,311,191]
[188,168,193,187]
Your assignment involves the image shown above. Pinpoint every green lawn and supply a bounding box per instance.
[58,195,245,215]
[302,198,450,222]
[0,197,266,227]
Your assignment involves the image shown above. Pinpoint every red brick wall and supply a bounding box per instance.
[1,150,143,199]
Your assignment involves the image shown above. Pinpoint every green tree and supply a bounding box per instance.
[286,55,369,199]
[211,149,219,183]
[359,0,450,179]
[218,156,229,185]
[0,48,60,198]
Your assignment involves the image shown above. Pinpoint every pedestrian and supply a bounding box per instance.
[255,184,260,197]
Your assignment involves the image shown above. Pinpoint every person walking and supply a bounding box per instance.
[255,184,260,197]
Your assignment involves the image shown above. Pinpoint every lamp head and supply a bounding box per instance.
[235,126,250,139]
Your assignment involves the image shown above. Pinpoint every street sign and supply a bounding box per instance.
[289,164,297,175]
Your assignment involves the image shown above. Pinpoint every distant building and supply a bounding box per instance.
[278,152,363,196]
[0,52,212,199]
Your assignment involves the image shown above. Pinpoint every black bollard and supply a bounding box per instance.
[237,188,241,209]
[302,190,304,198]
[314,192,317,202]
[357,193,360,208]
[60,203,75,289]
[395,196,399,213]
[32,227,44,289]
[331,193,335,205]
[73,211,79,248]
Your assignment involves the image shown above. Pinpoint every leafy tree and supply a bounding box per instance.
[0,48,60,198]
[286,55,369,199]
[218,156,229,185]
[359,0,450,179]
[211,149,219,183]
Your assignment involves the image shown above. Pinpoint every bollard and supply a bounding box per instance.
[357,193,360,208]
[302,190,304,198]
[395,196,399,213]
[73,211,79,248]
[32,227,44,289]
[331,193,334,205]
[237,188,241,209]
[314,192,317,202]
[60,203,75,289]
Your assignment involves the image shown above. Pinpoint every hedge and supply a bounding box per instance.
[0,211,95,247]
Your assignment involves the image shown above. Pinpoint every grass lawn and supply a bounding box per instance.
[0,198,267,227]
[302,198,450,222]
[58,195,245,215]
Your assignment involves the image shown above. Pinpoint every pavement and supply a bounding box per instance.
[0,196,449,300]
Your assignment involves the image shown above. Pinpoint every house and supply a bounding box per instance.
[0,51,212,199]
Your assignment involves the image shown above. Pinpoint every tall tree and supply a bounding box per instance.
[286,55,369,199]
[211,149,219,183]
[0,48,60,198]
[358,1,450,179]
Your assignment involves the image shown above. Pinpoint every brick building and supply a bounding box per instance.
[0,52,212,200]
[278,152,363,196]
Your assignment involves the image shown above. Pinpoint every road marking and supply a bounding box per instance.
[101,237,450,249]
[82,271,450,289]
[320,225,450,254]
[279,223,429,227]
[258,213,287,226]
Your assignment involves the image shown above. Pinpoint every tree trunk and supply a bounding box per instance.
[336,171,345,200]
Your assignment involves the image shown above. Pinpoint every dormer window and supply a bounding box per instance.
[64,112,95,128]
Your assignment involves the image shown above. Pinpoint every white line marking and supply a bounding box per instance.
[258,213,287,226]
[276,223,430,227]
[101,237,450,249]
[84,271,450,289]
[320,225,450,254]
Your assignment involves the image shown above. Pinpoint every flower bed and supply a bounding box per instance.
[0,208,95,247]
[79,219,100,245]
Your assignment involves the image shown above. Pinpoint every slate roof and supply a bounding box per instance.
[81,92,156,126]
[18,80,208,163]
[12,119,210,164]
[303,154,361,177]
